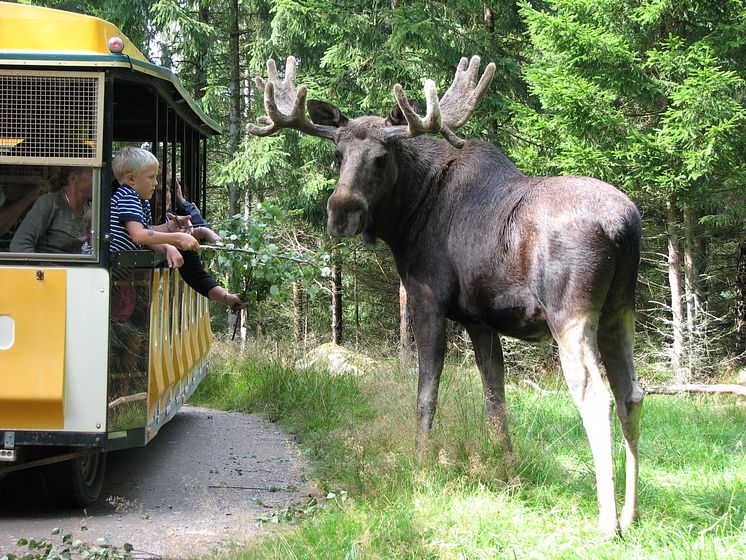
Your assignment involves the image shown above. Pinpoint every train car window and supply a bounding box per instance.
[0,164,100,258]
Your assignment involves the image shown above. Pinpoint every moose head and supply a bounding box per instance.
[248,56,496,242]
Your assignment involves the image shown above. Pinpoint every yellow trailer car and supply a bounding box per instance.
[0,2,220,506]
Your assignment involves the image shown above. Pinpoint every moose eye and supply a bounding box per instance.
[374,154,388,168]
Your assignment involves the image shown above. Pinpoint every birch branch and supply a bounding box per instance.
[645,384,746,397]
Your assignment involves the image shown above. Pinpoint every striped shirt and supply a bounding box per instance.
[109,184,152,252]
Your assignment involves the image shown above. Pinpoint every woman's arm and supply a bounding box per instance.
[9,195,53,252]
[0,188,38,235]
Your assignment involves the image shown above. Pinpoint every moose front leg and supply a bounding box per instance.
[411,304,447,462]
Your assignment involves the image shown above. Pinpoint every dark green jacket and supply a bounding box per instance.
[10,192,87,254]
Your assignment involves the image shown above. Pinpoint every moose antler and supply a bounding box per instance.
[383,55,496,148]
[248,56,338,141]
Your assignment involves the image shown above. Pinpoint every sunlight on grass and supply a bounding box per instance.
[193,342,746,559]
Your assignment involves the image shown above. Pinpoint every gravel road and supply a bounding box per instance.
[0,406,315,558]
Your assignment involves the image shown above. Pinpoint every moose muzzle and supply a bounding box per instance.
[326,190,367,237]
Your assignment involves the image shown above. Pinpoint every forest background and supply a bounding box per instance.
[19,0,746,383]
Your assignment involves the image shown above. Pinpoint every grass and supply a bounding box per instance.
[191,342,746,559]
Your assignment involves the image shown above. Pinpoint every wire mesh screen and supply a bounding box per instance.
[0,71,103,165]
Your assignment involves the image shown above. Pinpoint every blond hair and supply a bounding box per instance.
[112,146,159,182]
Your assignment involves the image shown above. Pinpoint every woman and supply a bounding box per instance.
[10,167,93,253]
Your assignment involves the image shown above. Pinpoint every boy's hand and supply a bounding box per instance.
[164,245,184,268]
[173,232,199,251]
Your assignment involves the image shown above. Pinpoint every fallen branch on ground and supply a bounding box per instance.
[645,384,746,397]
[521,378,560,395]
[108,392,148,408]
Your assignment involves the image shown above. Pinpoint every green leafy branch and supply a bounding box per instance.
[202,202,334,306]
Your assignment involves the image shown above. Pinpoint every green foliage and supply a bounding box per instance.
[191,347,746,559]
[202,202,332,309]
[516,0,746,202]
[2,528,133,560]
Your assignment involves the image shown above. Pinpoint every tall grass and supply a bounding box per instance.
[192,342,746,559]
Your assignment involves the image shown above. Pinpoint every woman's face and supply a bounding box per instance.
[70,169,94,200]
[152,181,171,222]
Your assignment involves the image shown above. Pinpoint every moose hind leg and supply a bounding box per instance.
[599,310,644,531]
[465,324,512,453]
[555,315,619,537]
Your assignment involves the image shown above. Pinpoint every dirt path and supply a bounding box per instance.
[0,406,315,558]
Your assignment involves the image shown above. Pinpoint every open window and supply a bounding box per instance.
[0,70,103,260]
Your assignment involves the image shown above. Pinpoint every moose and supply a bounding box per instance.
[248,56,644,537]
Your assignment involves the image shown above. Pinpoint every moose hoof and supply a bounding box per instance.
[598,517,621,540]
[619,506,638,532]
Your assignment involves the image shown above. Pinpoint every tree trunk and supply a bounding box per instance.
[484,5,495,32]
[683,206,702,332]
[737,240,746,362]
[293,282,304,344]
[255,307,265,337]
[353,261,360,347]
[242,49,253,218]
[192,2,209,100]
[243,187,251,219]
[225,0,243,340]
[399,280,411,359]
[332,255,343,345]
[666,197,687,382]
[227,0,241,215]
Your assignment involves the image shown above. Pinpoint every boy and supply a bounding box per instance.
[110,147,198,267]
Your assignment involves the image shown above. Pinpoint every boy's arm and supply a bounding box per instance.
[125,221,199,251]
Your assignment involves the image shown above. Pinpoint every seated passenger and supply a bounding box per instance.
[110,147,198,268]
[163,166,221,244]
[0,179,50,237]
[10,167,92,254]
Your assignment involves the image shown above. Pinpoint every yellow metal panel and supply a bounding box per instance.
[0,2,147,60]
[148,270,166,414]
[160,272,176,388]
[181,290,195,373]
[197,298,212,359]
[171,277,185,382]
[188,290,201,363]
[0,268,66,429]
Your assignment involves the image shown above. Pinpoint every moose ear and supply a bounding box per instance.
[386,100,420,126]
[308,100,348,128]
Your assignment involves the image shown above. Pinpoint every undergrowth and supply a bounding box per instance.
[188,341,746,559]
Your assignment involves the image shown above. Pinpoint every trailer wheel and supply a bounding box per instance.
[42,451,107,508]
